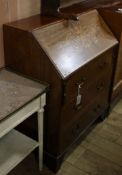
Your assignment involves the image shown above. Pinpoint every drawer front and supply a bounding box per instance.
[61,74,111,126]
[64,49,113,100]
[59,93,108,152]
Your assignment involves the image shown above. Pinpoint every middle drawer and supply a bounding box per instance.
[61,73,111,126]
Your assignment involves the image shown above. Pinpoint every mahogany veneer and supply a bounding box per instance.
[3,10,118,172]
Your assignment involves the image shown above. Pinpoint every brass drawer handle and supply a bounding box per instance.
[72,124,81,137]
[93,104,101,113]
[99,61,107,69]
[96,82,104,91]
[75,78,86,87]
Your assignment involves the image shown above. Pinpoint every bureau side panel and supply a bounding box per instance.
[3,25,63,155]
[112,36,122,102]
[98,9,122,41]
[98,9,122,103]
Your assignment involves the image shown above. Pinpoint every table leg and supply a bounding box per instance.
[38,108,44,171]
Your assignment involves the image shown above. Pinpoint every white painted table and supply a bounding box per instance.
[0,69,47,175]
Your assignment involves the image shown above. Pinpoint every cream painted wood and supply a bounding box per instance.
[38,108,44,170]
[60,0,85,8]
[38,93,46,170]
[0,93,46,174]
[0,130,39,175]
[0,97,41,138]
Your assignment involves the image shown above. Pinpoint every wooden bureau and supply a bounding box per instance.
[3,10,118,172]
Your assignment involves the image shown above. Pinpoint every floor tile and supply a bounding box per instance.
[74,149,122,175]
[113,100,122,114]
[60,162,88,175]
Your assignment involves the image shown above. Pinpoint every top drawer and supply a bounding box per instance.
[64,49,113,100]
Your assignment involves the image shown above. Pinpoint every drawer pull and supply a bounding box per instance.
[96,82,104,91]
[75,83,83,110]
[72,124,81,137]
[76,78,86,87]
[99,61,107,69]
[93,104,101,113]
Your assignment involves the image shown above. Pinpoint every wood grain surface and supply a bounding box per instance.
[33,10,118,79]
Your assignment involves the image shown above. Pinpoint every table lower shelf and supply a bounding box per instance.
[0,129,39,175]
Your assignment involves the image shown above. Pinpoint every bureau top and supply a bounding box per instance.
[0,69,48,122]
[3,10,118,79]
[33,10,118,79]
[4,15,60,32]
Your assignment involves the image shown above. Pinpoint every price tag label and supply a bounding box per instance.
[76,94,82,106]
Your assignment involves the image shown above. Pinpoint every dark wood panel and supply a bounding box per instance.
[59,91,109,152]
[98,5,122,104]
[112,38,122,103]
[4,15,59,31]
[61,73,112,128]
[41,0,60,16]
[60,0,82,8]
[99,5,122,41]
[41,0,121,21]
[64,50,113,100]
[61,0,121,14]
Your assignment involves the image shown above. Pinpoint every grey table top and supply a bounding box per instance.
[0,69,48,122]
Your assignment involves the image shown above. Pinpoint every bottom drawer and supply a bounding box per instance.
[59,94,108,152]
